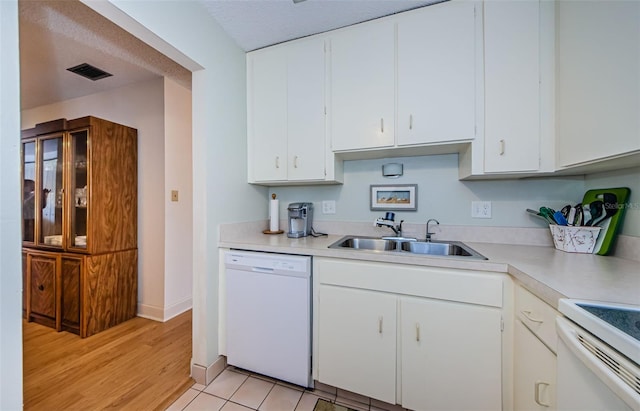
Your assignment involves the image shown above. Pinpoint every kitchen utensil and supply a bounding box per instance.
[571,204,583,226]
[526,208,552,224]
[554,211,569,226]
[539,207,557,224]
[584,201,604,226]
[581,188,630,255]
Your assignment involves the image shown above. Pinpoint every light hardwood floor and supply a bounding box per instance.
[23,310,193,410]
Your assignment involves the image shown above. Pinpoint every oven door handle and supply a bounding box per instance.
[556,317,640,409]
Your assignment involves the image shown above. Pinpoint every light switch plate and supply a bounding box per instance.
[171,190,179,202]
[471,201,491,218]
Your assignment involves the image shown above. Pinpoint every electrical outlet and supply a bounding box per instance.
[171,190,179,202]
[322,200,336,214]
[471,201,492,218]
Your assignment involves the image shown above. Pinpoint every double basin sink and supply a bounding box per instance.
[328,236,487,260]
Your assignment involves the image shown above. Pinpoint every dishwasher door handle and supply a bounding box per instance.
[252,267,275,273]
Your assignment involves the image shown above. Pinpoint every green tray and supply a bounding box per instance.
[581,187,631,255]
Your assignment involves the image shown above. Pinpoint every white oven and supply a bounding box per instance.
[557,300,640,411]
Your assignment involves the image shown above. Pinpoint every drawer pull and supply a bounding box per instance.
[378,316,383,334]
[275,156,280,169]
[499,139,505,156]
[521,310,544,323]
[380,118,384,133]
[534,381,551,407]
[294,156,299,168]
[409,114,413,130]
[416,323,420,342]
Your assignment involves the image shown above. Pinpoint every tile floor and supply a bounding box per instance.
[167,366,408,411]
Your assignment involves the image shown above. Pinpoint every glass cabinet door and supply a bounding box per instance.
[69,129,88,249]
[22,140,36,243]
[39,136,64,248]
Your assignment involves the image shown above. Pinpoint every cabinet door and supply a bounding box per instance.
[318,284,396,404]
[484,0,540,172]
[556,1,640,167]
[247,47,288,182]
[401,296,502,411]
[514,320,557,410]
[69,130,88,250]
[38,135,65,248]
[61,256,82,334]
[22,140,37,244]
[287,38,326,181]
[397,1,477,146]
[27,253,58,321]
[330,20,395,151]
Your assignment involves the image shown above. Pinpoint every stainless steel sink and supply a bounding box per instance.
[328,236,486,259]
[331,237,396,251]
[400,241,484,258]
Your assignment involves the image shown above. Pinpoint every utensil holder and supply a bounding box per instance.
[549,225,601,254]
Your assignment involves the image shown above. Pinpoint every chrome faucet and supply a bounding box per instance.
[425,219,440,242]
[374,216,404,236]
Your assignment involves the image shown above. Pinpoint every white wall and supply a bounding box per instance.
[271,156,640,238]
[270,154,587,228]
[0,1,24,409]
[84,0,267,377]
[164,77,193,319]
[20,78,188,320]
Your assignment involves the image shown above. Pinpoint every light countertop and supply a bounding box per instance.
[219,229,640,309]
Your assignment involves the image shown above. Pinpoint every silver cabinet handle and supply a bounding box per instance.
[409,114,413,130]
[275,156,280,169]
[378,316,383,334]
[534,381,551,407]
[380,118,384,133]
[416,323,420,342]
[294,156,299,169]
[521,310,544,323]
[499,139,505,156]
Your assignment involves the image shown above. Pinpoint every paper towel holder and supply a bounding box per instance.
[263,193,284,235]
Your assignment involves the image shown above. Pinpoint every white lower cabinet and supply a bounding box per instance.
[514,285,558,410]
[400,296,502,411]
[315,258,511,411]
[514,320,557,410]
[317,285,397,404]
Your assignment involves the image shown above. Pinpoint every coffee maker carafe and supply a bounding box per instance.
[287,202,313,238]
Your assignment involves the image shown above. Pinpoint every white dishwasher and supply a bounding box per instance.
[225,251,312,388]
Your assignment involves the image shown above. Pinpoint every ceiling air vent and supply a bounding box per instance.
[66,63,112,81]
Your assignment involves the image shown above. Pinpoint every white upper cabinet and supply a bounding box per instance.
[556,0,640,168]
[248,46,288,182]
[286,39,327,181]
[247,37,342,184]
[329,19,395,151]
[483,0,543,173]
[397,1,478,146]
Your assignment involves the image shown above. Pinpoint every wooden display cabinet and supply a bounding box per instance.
[21,116,137,337]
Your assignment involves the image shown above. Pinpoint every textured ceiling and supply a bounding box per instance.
[19,0,192,110]
[19,0,439,111]
[199,0,439,51]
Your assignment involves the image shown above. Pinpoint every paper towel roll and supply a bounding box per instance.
[269,199,279,232]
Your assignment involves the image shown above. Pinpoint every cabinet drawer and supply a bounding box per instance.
[316,257,505,308]
[515,285,560,353]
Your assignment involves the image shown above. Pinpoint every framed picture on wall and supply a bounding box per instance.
[370,184,417,211]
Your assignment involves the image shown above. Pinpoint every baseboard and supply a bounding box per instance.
[191,355,226,386]
[137,297,193,322]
